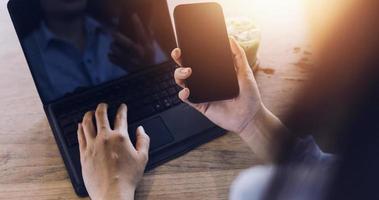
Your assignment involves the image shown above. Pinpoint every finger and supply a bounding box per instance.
[82,111,96,142]
[174,67,192,88]
[95,103,111,133]
[77,123,86,153]
[229,37,257,92]
[178,88,209,114]
[229,37,252,76]
[135,126,150,163]
[114,104,128,136]
[171,48,183,67]
[178,88,190,102]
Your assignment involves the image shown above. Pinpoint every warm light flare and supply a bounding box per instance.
[170,0,307,19]
[168,0,350,64]
[169,0,347,35]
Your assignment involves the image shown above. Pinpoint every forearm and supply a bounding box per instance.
[239,103,290,163]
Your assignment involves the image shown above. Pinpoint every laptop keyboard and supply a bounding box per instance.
[57,65,182,147]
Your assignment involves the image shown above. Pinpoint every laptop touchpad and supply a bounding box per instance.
[129,117,174,151]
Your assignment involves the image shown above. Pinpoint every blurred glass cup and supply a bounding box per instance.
[226,17,261,72]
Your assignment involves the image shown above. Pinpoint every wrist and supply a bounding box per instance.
[238,103,288,162]
[238,102,269,141]
[101,190,135,200]
[99,183,136,200]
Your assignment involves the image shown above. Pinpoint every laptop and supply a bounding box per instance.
[7,0,225,196]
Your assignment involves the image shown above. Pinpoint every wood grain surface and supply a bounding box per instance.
[0,0,312,199]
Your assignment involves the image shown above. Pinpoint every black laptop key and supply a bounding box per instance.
[151,94,160,101]
[160,82,169,90]
[170,96,182,105]
[142,96,154,105]
[153,103,164,112]
[162,99,172,108]
[169,79,176,85]
[168,87,177,96]
[128,104,153,122]
[163,74,171,81]
[57,64,182,149]
[162,91,170,98]
[153,75,162,83]
[136,106,156,119]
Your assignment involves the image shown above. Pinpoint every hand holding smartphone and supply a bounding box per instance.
[174,3,239,103]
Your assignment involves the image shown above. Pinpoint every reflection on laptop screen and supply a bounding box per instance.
[19,0,176,102]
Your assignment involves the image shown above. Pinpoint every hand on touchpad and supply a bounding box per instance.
[129,117,174,151]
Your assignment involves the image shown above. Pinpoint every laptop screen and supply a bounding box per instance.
[10,0,176,103]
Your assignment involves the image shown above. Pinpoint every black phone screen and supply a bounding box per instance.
[174,3,239,103]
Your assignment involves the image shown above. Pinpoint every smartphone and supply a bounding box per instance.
[174,2,239,103]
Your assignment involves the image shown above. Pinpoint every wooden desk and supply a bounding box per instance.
[0,1,312,199]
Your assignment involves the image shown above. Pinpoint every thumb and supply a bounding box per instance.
[135,126,150,162]
[229,37,253,78]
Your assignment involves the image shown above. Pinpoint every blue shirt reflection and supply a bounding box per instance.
[24,17,127,102]
[23,17,167,102]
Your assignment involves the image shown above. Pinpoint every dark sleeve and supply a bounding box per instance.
[289,136,336,164]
